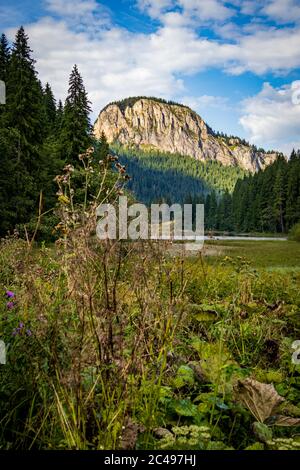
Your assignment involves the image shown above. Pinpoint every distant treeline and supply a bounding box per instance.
[213,150,300,233]
[203,151,299,233]
[213,131,278,155]
[100,96,191,115]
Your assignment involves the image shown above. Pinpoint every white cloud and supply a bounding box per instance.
[181,94,230,111]
[239,0,261,16]
[226,27,300,75]
[6,17,187,118]
[45,0,111,34]
[137,0,175,18]
[240,81,300,154]
[177,0,234,22]
[138,0,234,22]
[47,0,98,16]
[263,0,300,23]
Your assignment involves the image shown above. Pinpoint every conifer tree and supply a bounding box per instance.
[60,65,92,162]
[43,82,56,134]
[286,150,300,229]
[6,26,45,161]
[0,33,10,82]
[55,99,64,132]
[273,157,287,232]
[0,27,50,234]
[98,131,109,163]
[0,34,10,124]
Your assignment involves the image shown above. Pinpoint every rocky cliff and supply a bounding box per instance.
[94,97,278,172]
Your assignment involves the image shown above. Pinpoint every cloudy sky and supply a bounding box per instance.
[1,0,300,154]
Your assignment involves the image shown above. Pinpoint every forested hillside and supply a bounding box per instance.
[114,144,246,205]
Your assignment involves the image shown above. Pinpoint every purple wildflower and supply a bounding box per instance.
[6,301,14,309]
[12,327,21,336]
[19,322,24,329]
[26,329,32,337]
[6,291,15,298]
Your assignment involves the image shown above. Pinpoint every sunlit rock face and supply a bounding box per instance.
[94,98,278,172]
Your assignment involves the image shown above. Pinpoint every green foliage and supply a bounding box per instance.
[227,152,300,233]
[1,236,300,450]
[59,65,92,164]
[113,144,246,209]
[173,365,195,389]
[289,222,300,242]
[0,33,10,83]
[157,425,223,450]
[43,82,57,135]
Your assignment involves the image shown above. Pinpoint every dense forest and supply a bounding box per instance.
[114,144,299,234]
[203,152,300,233]
[0,28,108,238]
[227,151,300,233]
[114,143,247,202]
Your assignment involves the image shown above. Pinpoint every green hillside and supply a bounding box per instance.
[113,143,247,205]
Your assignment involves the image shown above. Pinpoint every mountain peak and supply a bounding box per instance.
[94,96,278,172]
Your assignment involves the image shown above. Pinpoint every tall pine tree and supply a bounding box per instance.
[0,27,46,234]
[43,82,57,135]
[60,65,92,163]
[0,33,10,82]
[6,26,45,163]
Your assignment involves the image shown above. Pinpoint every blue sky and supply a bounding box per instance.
[1,0,300,153]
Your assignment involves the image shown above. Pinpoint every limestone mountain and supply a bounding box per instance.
[94,97,278,173]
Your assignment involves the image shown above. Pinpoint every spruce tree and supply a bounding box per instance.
[43,82,56,135]
[97,131,109,163]
[273,157,287,233]
[0,33,10,124]
[6,26,45,162]
[55,99,64,132]
[60,64,92,163]
[0,33,10,82]
[0,27,49,234]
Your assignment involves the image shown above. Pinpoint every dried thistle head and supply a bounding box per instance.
[63,164,75,173]
[54,175,63,183]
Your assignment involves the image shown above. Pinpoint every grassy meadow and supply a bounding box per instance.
[1,231,300,450]
[205,239,300,269]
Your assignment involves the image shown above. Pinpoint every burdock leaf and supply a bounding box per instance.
[234,378,285,423]
[272,415,300,427]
